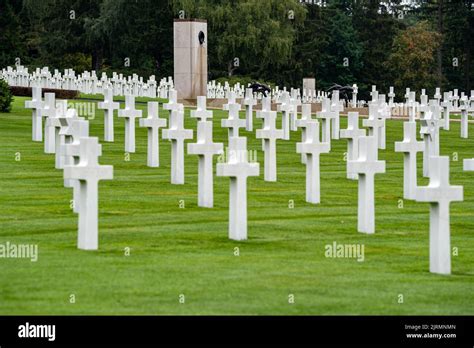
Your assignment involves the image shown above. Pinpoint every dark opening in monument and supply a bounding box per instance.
[198,31,205,45]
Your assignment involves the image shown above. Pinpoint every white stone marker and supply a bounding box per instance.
[370,85,378,102]
[352,84,359,107]
[441,92,452,130]
[330,90,342,140]
[296,120,329,203]
[277,91,291,140]
[98,88,120,142]
[316,98,336,146]
[25,86,44,141]
[434,87,442,105]
[42,93,57,154]
[191,96,212,122]
[57,107,82,169]
[61,118,89,214]
[388,86,395,107]
[452,89,460,109]
[45,99,67,167]
[415,156,463,275]
[363,103,384,151]
[118,95,142,153]
[242,88,257,131]
[223,91,237,111]
[162,106,193,184]
[464,158,474,171]
[50,100,72,169]
[221,103,246,138]
[407,91,417,122]
[216,136,259,240]
[420,104,441,177]
[460,101,469,139]
[63,137,113,250]
[347,136,386,234]
[340,112,365,180]
[376,95,390,150]
[188,99,223,207]
[295,104,313,164]
[139,102,167,167]
[256,97,283,181]
[289,89,301,131]
[163,89,182,116]
[395,121,424,200]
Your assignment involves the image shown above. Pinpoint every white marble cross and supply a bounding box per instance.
[464,158,474,171]
[223,91,237,111]
[441,92,452,130]
[242,88,257,131]
[420,103,441,177]
[376,94,391,149]
[139,102,167,167]
[216,136,259,240]
[61,118,90,214]
[296,120,329,203]
[98,88,120,142]
[330,90,343,140]
[362,103,384,150]
[56,107,82,169]
[191,96,212,122]
[316,98,336,146]
[352,84,359,107]
[452,89,460,109]
[434,87,442,105]
[163,89,182,115]
[63,137,113,250]
[118,95,142,153]
[395,121,424,200]
[42,93,57,154]
[25,86,44,141]
[340,112,365,180]
[407,91,417,122]
[388,86,395,107]
[289,89,301,131]
[370,85,378,102]
[277,91,291,140]
[347,136,386,234]
[295,104,313,164]
[162,106,193,184]
[415,156,463,275]
[460,100,469,139]
[221,103,246,138]
[256,97,284,181]
[187,113,223,207]
[405,88,411,104]
[45,100,68,168]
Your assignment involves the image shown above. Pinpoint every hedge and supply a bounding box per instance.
[9,86,80,99]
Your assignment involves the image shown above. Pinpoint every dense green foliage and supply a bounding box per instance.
[0,79,13,112]
[1,97,473,314]
[1,0,473,99]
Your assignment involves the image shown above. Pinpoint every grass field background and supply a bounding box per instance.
[0,95,473,315]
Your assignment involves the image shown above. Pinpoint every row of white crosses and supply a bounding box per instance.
[25,84,472,269]
[4,65,165,99]
[25,87,113,251]
[394,93,466,275]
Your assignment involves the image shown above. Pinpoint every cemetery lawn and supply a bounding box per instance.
[1,96,473,315]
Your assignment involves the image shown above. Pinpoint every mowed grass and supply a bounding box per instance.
[0,96,473,315]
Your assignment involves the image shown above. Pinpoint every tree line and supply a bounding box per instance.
[1,0,472,100]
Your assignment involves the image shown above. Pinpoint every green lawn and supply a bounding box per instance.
[0,96,473,315]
